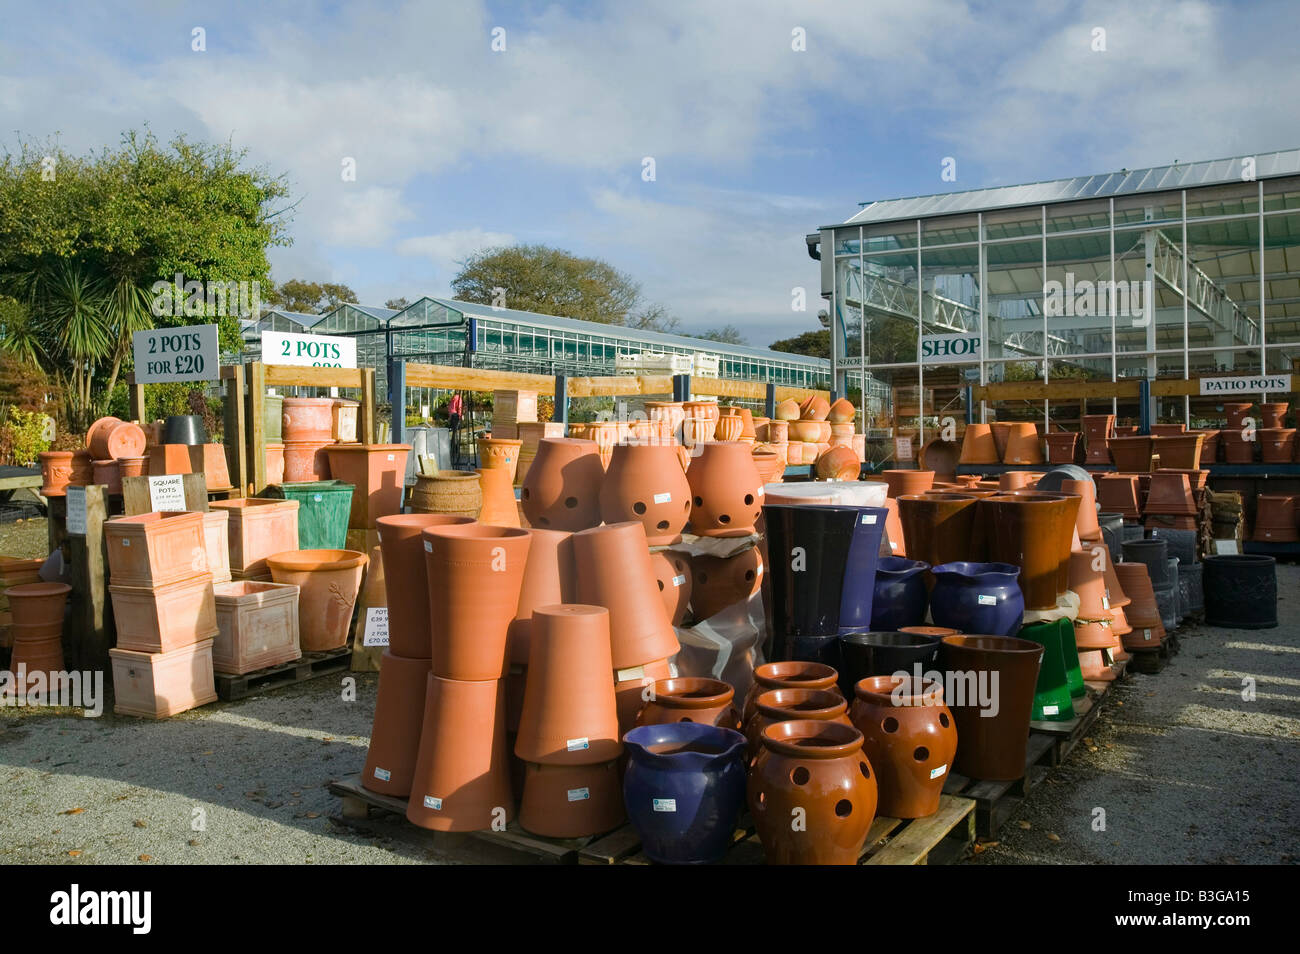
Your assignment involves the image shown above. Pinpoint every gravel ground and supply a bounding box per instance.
[3,513,1297,864]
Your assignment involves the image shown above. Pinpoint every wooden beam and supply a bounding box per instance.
[227,363,247,497]
[404,363,556,393]
[974,380,1142,402]
[361,366,377,444]
[264,364,367,389]
[66,485,110,672]
[129,382,146,423]
[250,361,267,493]
[565,375,674,397]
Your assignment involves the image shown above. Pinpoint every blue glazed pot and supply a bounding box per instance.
[930,562,1025,637]
[837,506,889,632]
[623,722,748,864]
[870,557,930,630]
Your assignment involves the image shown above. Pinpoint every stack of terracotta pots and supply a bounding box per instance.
[281,397,336,482]
[1096,474,1141,522]
[38,416,149,497]
[0,556,44,650]
[1068,547,1123,681]
[1258,402,1295,463]
[957,420,1043,466]
[405,523,530,831]
[1252,495,1298,542]
[1143,471,1198,532]
[1084,414,1115,466]
[211,498,300,582]
[1220,403,1255,464]
[5,581,70,681]
[104,511,220,718]
[1115,562,1165,650]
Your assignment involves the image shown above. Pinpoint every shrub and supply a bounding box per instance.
[0,408,53,466]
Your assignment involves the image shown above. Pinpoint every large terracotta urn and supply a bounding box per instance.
[508,528,576,666]
[376,513,475,658]
[266,549,368,651]
[939,635,1044,780]
[423,523,531,680]
[520,438,604,531]
[281,397,334,442]
[38,451,74,496]
[749,720,877,864]
[636,677,740,729]
[850,675,956,818]
[686,442,764,537]
[897,492,979,567]
[598,442,691,544]
[361,650,432,796]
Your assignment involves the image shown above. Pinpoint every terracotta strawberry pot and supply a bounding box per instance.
[479,437,524,482]
[515,604,622,765]
[520,438,604,531]
[636,677,740,729]
[685,442,764,537]
[38,451,74,496]
[407,674,514,831]
[89,419,146,461]
[104,511,208,587]
[282,440,332,482]
[850,675,956,818]
[70,449,93,485]
[749,720,877,865]
[598,442,691,544]
[744,687,850,757]
[422,523,530,679]
[211,580,301,674]
[109,573,219,653]
[211,498,300,577]
[117,456,149,479]
[518,760,625,838]
[573,522,680,669]
[266,548,368,651]
[881,470,934,498]
[324,444,411,527]
[742,660,842,725]
[614,657,675,734]
[689,544,762,621]
[508,528,576,666]
[362,650,432,796]
[110,639,217,718]
[411,470,481,517]
[476,466,521,527]
[648,549,692,625]
[282,397,334,443]
[939,635,1044,780]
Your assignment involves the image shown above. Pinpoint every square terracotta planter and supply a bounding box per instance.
[109,571,219,653]
[210,499,300,576]
[187,444,233,491]
[266,443,285,485]
[325,444,411,528]
[231,567,274,582]
[104,511,208,587]
[211,581,302,674]
[333,400,359,443]
[110,638,218,718]
[203,510,231,583]
[149,444,193,476]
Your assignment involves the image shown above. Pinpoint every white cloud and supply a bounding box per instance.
[396,228,517,285]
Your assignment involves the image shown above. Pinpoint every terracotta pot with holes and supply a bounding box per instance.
[520,438,604,531]
[850,675,956,819]
[743,687,851,757]
[741,660,842,725]
[598,442,691,545]
[636,677,740,729]
[748,720,877,865]
[686,442,764,537]
[377,513,475,659]
[689,545,762,621]
[648,549,692,626]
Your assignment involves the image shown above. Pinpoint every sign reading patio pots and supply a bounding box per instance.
[919,332,981,364]
[132,324,220,383]
[1199,373,1292,396]
[261,331,357,369]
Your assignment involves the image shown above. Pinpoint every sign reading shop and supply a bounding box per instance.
[920,332,981,365]
[1199,374,1292,396]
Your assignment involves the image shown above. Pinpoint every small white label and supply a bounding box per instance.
[362,607,389,647]
[147,474,188,512]
[1102,596,1110,610]
[861,514,877,524]
[616,665,645,681]
[566,737,590,752]
[566,787,590,802]
[373,767,392,781]
[424,540,433,552]
[313,493,323,502]
[66,486,87,535]
[387,454,395,461]
[121,538,131,547]
[652,798,677,812]
[1143,629,1151,641]
[757,486,765,497]
[423,795,442,810]
[977,594,997,606]
[672,574,686,587]
[653,492,672,504]
[1042,705,1059,716]
[890,540,899,550]
[929,764,948,780]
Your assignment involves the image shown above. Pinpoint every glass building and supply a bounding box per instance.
[810,148,1300,437]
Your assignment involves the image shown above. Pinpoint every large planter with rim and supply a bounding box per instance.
[870,557,930,630]
[939,634,1044,780]
[897,493,979,568]
[266,548,368,651]
[979,493,1079,610]
[850,675,956,818]
[377,513,475,658]
[929,561,1025,638]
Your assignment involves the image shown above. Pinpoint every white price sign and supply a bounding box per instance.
[262,331,356,368]
[133,324,220,383]
[362,607,389,647]
[1200,373,1292,396]
[65,486,87,535]
[148,475,188,512]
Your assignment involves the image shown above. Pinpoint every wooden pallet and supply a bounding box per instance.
[1126,632,1180,674]
[214,646,352,701]
[1028,692,1103,766]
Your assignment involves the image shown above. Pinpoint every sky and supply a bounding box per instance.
[2,0,1298,347]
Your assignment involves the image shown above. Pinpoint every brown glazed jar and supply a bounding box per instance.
[743,688,851,757]
[636,677,740,730]
[748,720,878,865]
[742,660,843,725]
[939,635,1044,781]
[850,675,956,819]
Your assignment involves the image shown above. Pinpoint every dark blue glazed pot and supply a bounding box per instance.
[837,506,889,633]
[623,722,748,865]
[870,557,930,630]
[762,504,860,660]
[837,630,942,695]
[930,562,1025,637]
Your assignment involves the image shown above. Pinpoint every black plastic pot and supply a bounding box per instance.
[838,630,941,696]
[162,415,208,446]
[1153,581,1178,632]
[788,634,843,674]
[1149,527,1198,566]
[1098,513,1125,563]
[1166,558,1182,625]
[762,504,859,661]
[1122,538,1171,587]
[1204,555,1277,629]
[1035,465,1093,493]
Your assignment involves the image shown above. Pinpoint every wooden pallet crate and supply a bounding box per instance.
[1126,632,1180,674]
[214,646,351,701]
[1028,693,1104,767]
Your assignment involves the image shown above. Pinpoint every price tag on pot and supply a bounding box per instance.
[566,788,590,802]
[672,574,687,587]
[1142,629,1152,641]
[373,767,392,782]
[930,764,948,780]
[977,594,998,606]
[65,486,87,535]
[423,795,443,811]
[148,474,187,513]
[566,736,590,752]
[653,492,672,504]
[424,539,433,552]
[362,608,389,647]
[1042,705,1059,717]
[652,798,677,812]
[861,514,877,525]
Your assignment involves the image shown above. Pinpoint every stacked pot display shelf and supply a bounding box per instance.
[939,635,1044,781]
[850,676,956,818]
[211,499,299,580]
[5,582,70,679]
[266,549,367,651]
[324,444,411,529]
[623,723,748,865]
[749,720,878,865]
[210,581,301,675]
[599,442,691,544]
[686,442,764,536]
[521,439,604,531]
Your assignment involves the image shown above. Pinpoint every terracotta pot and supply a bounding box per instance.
[1096,474,1141,518]
[267,549,367,651]
[989,422,1014,460]
[1115,425,1139,436]
[742,660,842,725]
[117,455,149,479]
[478,437,524,482]
[86,416,121,453]
[766,420,789,444]
[881,470,934,498]
[573,521,680,669]
[104,511,208,588]
[587,421,619,468]
[637,677,740,729]
[1061,478,1101,540]
[1144,472,1196,515]
[1150,423,1186,436]
[519,760,625,838]
[406,674,514,832]
[6,582,71,627]
[1083,414,1115,464]
[1045,432,1080,464]
[998,471,1036,491]
[1253,495,1298,542]
[1259,428,1296,463]
[362,650,432,796]
[1115,562,1165,645]
[1196,429,1220,465]
[1002,422,1043,465]
[109,573,219,653]
[939,634,1044,781]
[87,459,119,494]
[411,469,482,517]
[816,445,860,480]
[423,523,531,679]
[210,580,299,673]
[508,528,576,666]
[685,400,721,421]
[211,498,299,576]
[515,604,621,764]
[10,632,66,679]
[685,442,764,537]
[689,545,762,621]
[377,513,475,658]
[1068,548,1114,621]
[749,720,877,864]
[850,675,956,818]
[682,416,717,446]
[324,444,411,527]
[646,401,687,441]
[89,419,146,461]
[520,438,604,531]
[1109,436,1153,473]
[787,420,831,443]
[614,657,675,734]
[744,687,850,757]
[898,493,978,567]
[1151,433,1204,470]
[1220,428,1255,463]
[958,424,998,465]
[1259,402,1289,428]
[476,466,521,528]
[187,443,232,492]
[265,443,285,484]
[282,440,332,481]
[752,450,784,486]
[70,449,93,485]
[282,397,335,442]
[147,444,191,478]
[648,549,692,625]
[827,398,855,424]
[109,637,217,717]
[774,398,801,421]
[38,451,74,496]
[598,442,691,544]
[979,493,1079,610]
[799,395,831,422]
